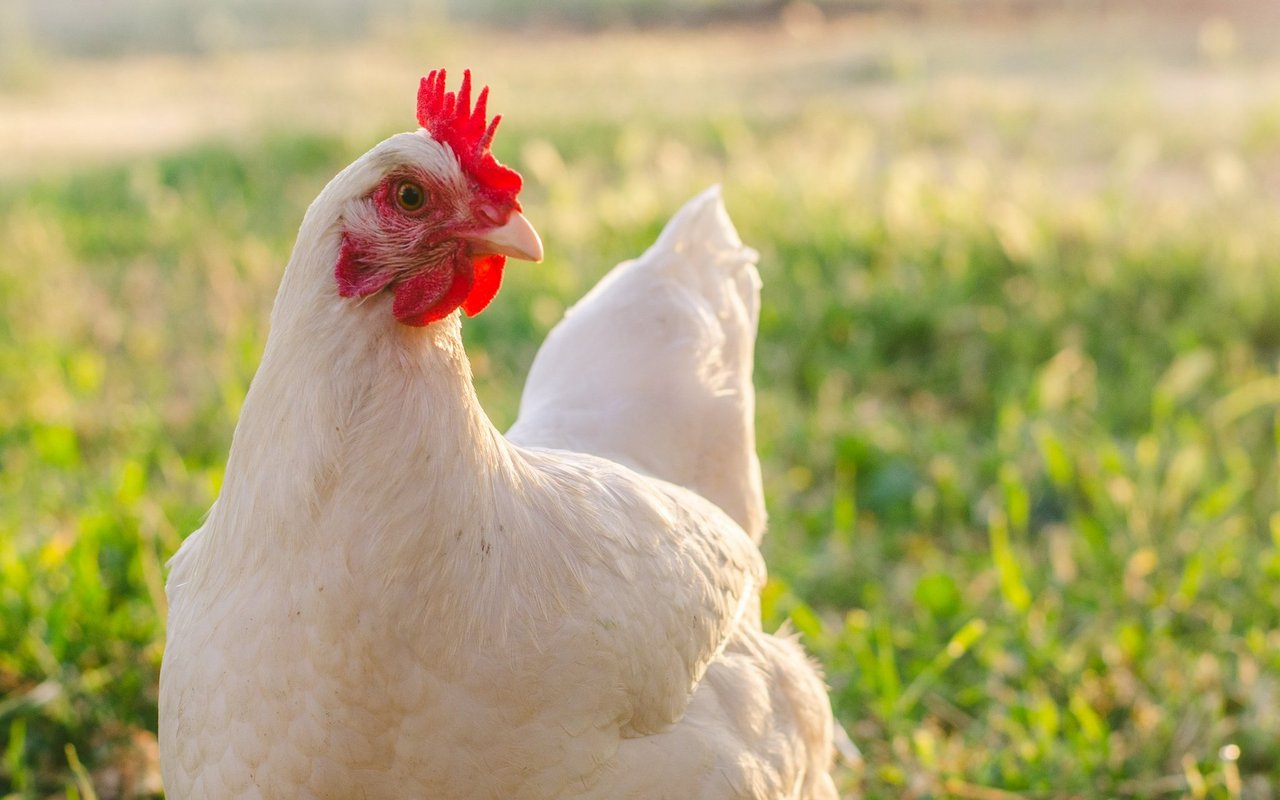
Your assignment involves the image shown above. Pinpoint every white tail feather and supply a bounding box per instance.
[509,186,767,540]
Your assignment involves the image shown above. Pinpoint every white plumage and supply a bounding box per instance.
[509,187,767,543]
[159,122,839,798]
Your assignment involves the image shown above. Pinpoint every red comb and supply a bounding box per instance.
[417,69,522,202]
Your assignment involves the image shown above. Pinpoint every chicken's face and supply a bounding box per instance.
[334,70,542,327]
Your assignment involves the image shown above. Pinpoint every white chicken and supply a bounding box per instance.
[159,70,839,799]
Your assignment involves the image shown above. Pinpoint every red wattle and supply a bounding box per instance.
[392,267,472,326]
[461,255,506,317]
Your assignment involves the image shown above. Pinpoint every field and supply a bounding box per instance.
[2,5,1280,798]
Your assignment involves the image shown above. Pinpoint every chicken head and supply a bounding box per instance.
[334,69,542,326]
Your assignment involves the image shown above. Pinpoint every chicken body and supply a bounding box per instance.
[160,123,837,798]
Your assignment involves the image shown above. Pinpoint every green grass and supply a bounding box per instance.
[3,16,1280,799]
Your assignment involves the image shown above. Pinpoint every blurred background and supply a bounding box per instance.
[2,1,1279,798]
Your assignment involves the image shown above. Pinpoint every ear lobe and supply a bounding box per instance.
[335,233,396,298]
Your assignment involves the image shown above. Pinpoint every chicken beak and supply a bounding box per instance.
[467,211,544,263]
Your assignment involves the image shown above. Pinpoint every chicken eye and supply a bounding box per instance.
[394,180,427,212]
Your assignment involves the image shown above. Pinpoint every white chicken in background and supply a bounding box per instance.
[159,70,840,799]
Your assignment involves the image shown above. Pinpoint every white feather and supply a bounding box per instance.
[509,186,767,541]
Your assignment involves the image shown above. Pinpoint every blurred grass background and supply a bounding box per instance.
[2,0,1280,797]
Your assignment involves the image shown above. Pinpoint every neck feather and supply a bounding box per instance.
[198,217,505,578]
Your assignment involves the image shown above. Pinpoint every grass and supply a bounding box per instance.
[3,9,1280,799]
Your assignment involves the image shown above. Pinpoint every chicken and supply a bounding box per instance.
[159,70,839,799]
